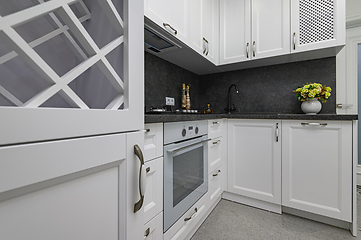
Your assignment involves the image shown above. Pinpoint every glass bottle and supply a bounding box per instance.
[181,84,186,109]
[204,104,213,114]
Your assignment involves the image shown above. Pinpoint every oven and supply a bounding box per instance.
[163,121,209,232]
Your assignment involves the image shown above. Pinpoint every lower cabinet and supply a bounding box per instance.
[144,212,163,240]
[282,120,352,222]
[227,119,282,205]
[208,165,224,207]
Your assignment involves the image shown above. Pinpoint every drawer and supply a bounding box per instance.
[208,136,223,174]
[144,157,163,224]
[209,165,224,207]
[144,212,163,240]
[208,119,223,139]
[163,194,208,240]
[144,123,163,162]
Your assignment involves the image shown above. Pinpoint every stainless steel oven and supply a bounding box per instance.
[163,121,209,232]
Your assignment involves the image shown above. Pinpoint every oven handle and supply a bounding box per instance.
[167,139,211,154]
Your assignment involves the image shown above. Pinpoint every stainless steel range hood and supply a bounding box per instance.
[144,18,182,54]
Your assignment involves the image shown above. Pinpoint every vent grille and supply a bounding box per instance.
[299,0,334,45]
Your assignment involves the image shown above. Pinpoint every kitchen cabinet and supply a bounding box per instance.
[145,0,190,45]
[227,119,282,206]
[144,212,163,240]
[190,0,219,65]
[282,120,352,222]
[144,123,164,162]
[219,0,290,65]
[208,165,224,207]
[290,0,345,53]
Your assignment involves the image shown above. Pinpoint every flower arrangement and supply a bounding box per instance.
[293,83,332,103]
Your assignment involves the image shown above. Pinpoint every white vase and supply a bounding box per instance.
[301,98,322,115]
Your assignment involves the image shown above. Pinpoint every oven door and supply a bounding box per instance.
[163,135,209,232]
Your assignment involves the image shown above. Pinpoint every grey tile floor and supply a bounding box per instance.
[191,196,361,240]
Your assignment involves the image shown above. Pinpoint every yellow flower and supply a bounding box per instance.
[325,92,331,98]
[325,87,331,92]
[304,84,310,88]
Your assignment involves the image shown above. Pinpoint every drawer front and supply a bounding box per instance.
[209,165,224,207]
[144,157,163,224]
[208,136,223,174]
[163,194,208,240]
[144,123,163,162]
[144,212,163,240]
[208,119,223,139]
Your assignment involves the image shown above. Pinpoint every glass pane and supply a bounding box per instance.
[105,44,124,81]
[173,147,204,207]
[0,0,39,17]
[69,1,88,19]
[40,92,75,108]
[68,63,119,109]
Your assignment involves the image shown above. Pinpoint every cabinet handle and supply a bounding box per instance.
[212,140,221,145]
[246,42,249,58]
[203,37,207,54]
[144,227,150,237]
[336,104,353,108]
[134,145,146,213]
[253,41,256,57]
[293,32,296,50]
[212,121,220,125]
[144,129,150,133]
[184,208,198,221]
[301,122,327,126]
[146,167,150,173]
[276,123,279,142]
[163,23,177,35]
[213,170,221,177]
[203,37,209,55]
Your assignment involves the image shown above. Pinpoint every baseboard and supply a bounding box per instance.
[222,191,282,214]
[282,206,350,230]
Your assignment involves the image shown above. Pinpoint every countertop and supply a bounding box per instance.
[145,113,358,123]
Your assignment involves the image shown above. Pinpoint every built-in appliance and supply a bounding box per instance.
[163,121,209,232]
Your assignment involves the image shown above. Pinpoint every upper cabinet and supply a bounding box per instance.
[190,0,220,65]
[291,0,345,53]
[144,0,190,45]
[220,0,290,65]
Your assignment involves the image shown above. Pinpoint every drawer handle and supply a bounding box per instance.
[246,42,249,58]
[301,122,327,126]
[253,41,256,57]
[144,227,150,237]
[212,140,221,145]
[146,167,150,173]
[212,121,220,125]
[184,207,198,222]
[276,123,279,142]
[144,129,150,133]
[163,23,177,35]
[213,170,221,177]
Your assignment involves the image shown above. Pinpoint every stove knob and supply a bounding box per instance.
[182,129,186,137]
[195,127,199,134]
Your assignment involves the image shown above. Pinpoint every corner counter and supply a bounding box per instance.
[145,113,358,123]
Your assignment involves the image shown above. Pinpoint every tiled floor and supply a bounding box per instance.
[191,197,361,240]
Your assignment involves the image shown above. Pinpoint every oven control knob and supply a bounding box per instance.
[182,129,186,137]
[195,127,199,134]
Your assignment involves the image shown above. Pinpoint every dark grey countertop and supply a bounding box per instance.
[145,113,358,123]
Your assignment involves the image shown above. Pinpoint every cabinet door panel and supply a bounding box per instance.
[144,123,163,162]
[228,119,281,205]
[252,0,290,59]
[220,0,251,64]
[282,120,352,221]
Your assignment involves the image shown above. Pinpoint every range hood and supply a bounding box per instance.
[144,18,182,54]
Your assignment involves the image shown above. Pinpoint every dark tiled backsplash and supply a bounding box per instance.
[145,52,336,114]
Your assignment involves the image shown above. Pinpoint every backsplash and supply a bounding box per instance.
[145,52,336,114]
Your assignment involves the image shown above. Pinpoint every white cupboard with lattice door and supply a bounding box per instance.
[291,0,345,53]
[0,0,144,239]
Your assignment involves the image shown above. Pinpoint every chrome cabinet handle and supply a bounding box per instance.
[184,208,198,221]
[213,170,221,177]
[144,227,150,237]
[301,122,327,126]
[276,123,279,142]
[163,23,177,35]
[253,41,256,57]
[336,104,353,108]
[293,32,296,50]
[212,121,220,125]
[134,144,146,213]
[212,140,221,145]
[246,42,249,58]
[146,167,150,173]
[168,139,211,154]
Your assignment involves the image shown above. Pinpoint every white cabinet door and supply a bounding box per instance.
[144,212,163,240]
[220,0,251,65]
[190,0,219,64]
[144,123,164,162]
[282,120,352,222]
[227,119,281,205]
[144,157,163,224]
[291,0,345,53]
[145,0,189,44]
[252,0,290,59]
